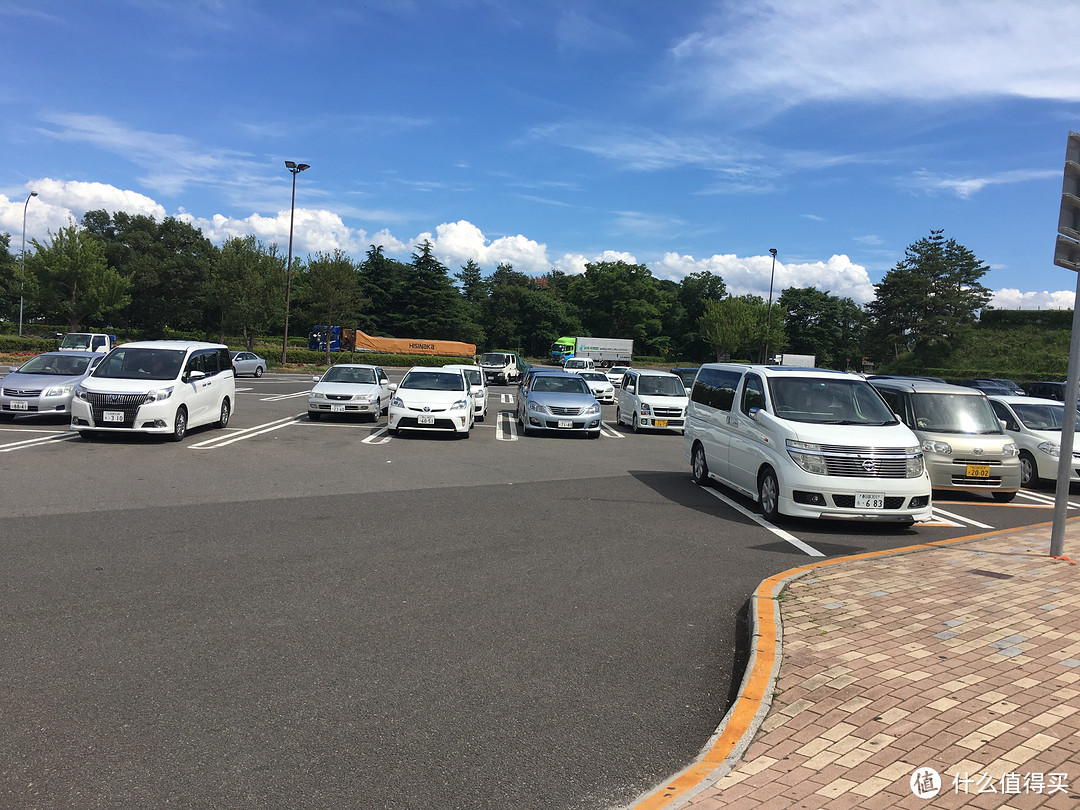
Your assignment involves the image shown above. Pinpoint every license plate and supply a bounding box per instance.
[10,401,28,411]
[855,492,884,509]
[655,419,668,427]
[557,420,573,428]
[418,414,435,425]
[331,404,345,412]
[103,410,125,423]
[966,464,990,478]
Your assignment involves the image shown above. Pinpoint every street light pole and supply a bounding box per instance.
[281,161,310,365]
[19,191,38,337]
[764,247,777,363]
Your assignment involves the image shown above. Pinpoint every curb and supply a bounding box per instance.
[626,518,1067,810]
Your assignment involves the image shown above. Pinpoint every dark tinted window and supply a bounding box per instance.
[741,374,764,414]
[691,367,742,411]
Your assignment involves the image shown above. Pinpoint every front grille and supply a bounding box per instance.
[549,406,584,416]
[652,407,684,417]
[817,444,917,479]
[326,393,352,401]
[84,391,148,428]
[832,495,906,509]
[3,388,42,397]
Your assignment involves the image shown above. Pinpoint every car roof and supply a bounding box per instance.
[870,379,987,395]
[114,340,227,350]
[628,368,680,377]
[329,363,379,369]
[988,394,1062,406]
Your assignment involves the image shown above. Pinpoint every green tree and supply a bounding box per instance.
[700,295,783,362]
[567,260,662,347]
[211,236,285,348]
[396,241,479,343]
[302,249,369,364]
[778,286,868,369]
[866,230,991,365]
[0,232,17,325]
[25,223,130,331]
[676,271,727,361]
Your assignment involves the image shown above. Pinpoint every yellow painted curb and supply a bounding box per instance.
[628,517,1068,810]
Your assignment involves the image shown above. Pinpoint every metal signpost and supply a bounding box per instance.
[1050,131,1080,557]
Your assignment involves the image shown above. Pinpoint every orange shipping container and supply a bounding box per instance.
[342,329,475,357]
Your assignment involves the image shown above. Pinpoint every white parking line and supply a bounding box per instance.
[188,415,304,448]
[496,411,518,441]
[697,483,826,557]
[259,390,311,402]
[1016,490,1078,508]
[500,393,515,405]
[0,432,79,452]
[362,427,392,445]
[930,506,994,529]
[600,421,624,438]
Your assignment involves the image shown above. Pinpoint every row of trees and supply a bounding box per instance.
[1,212,991,368]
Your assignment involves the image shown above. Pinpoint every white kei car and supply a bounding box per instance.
[442,364,488,421]
[388,366,474,437]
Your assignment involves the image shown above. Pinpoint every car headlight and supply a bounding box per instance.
[528,400,547,414]
[390,397,404,408]
[450,399,468,411]
[1002,441,1019,457]
[906,448,925,477]
[42,384,74,397]
[584,402,600,415]
[145,386,174,403]
[74,385,88,401]
[786,440,828,475]
[355,394,375,403]
[1038,440,1060,458]
[474,391,484,399]
[921,439,952,455]
[640,403,652,415]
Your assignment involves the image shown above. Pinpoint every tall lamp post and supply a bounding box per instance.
[763,247,778,363]
[19,191,38,336]
[281,161,310,365]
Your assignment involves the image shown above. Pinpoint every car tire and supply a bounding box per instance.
[631,412,640,433]
[461,427,471,439]
[691,443,710,485]
[254,366,264,378]
[371,400,381,422]
[308,411,321,421]
[1019,450,1040,487]
[992,490,1018,503]
[215,398,231,429]
[388,426,398,436]
[615,406,621,426]
[758,467,781,522]
[170,407,188,442]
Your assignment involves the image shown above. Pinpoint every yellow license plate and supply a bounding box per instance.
[966,464,990,478]
[655,419,668,427]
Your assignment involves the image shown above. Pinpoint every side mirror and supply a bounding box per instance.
[187,370,206,382]
[626,385,636,394]
[312,375,321,382]
[388,383,398,392]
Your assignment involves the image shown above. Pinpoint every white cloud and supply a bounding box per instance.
[990,288,1076,310]
[907,168,1061,199]
[655,251,876,303]
[416,220,553,274]
[673,0,1080,108]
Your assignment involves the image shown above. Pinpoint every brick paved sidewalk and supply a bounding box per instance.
[631,524,1080,809]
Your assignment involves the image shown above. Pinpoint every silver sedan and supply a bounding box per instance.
[230,351,267,377]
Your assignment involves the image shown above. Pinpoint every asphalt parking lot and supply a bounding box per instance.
[0,373,1068,809]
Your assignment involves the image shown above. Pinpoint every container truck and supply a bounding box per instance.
[310,326,476,357]
[549,337,633,367]
[479,350,531,385]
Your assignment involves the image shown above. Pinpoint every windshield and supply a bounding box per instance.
[770,377,897,425]
[579,372,608,382]
[480,353,508,365]
[58,334,93,350]
[673,368,699,387]
[1011,402,1080,432]
[532,376,590,394]
[400,370,465,391]
[323,366,376,384]
[93,348,185,381]
[911,393,1001,434]
[637,376,686,397]
[16,354,93,376]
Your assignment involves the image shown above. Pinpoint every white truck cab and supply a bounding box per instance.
[59,332,116,353]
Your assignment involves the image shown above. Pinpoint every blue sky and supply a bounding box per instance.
[2,0,1079,309]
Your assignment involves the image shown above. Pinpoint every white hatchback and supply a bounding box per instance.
[71,340,235,442]
[388,366,474,437]
[443,364,488,421]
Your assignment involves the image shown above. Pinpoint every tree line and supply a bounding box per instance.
[1,212,993,368]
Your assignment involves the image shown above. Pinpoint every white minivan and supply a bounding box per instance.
[684,364,931,523]
[71,340,235,442]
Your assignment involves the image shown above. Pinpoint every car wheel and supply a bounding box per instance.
[371,400,381,422]
[691,443,710,485]
[170,407,188,442]
[992,490,1018,503]
[254,366,264,378]
[631,412,640,433]
[215,398,231,429]
[758,467,781,522]
[1019,451,1040,487]
[388,426,398,436]
[308,411,321,421]
[615,406,621,426]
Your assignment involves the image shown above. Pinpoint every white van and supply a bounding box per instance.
[684,364,931,523]
[616,368,688,433]
[562,357,595,373]
[71,340,235,442]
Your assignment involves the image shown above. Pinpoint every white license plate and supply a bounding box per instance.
[10,400,28,411]
[557,419,573,428]
[103,410,125,423]
[855,492,885,509]
[418,414,436,425]
[331,404,345,412]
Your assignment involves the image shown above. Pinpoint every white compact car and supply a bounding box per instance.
[71,340,235,442]
[308,364,395,421]
[577,370,616,404]
[388,366,474,437]
[616,369,689,433]
[987,395,1080,487]
[443,364,487,421]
